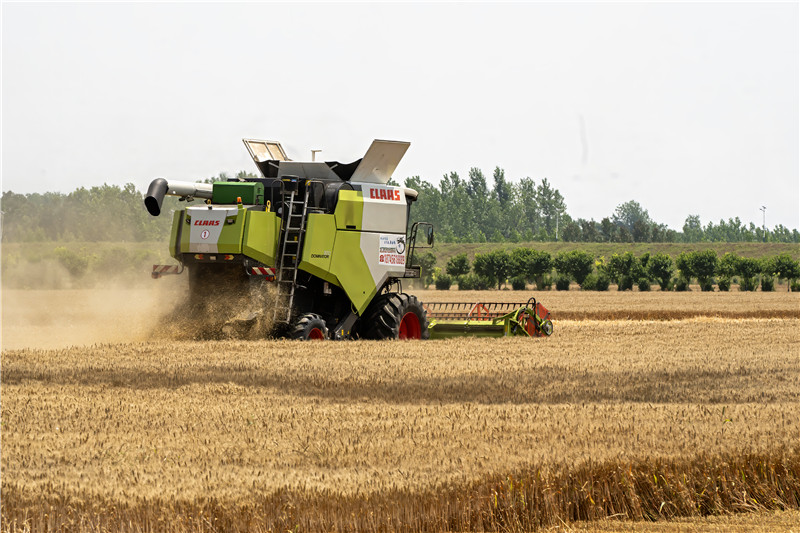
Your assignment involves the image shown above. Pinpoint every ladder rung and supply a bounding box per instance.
[274,187,312,324]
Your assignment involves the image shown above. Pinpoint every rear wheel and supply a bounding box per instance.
[359,293,429,340]
[292,313,327,340]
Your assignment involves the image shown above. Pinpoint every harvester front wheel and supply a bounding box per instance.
[292,313,328,340]
[360,293,429,340]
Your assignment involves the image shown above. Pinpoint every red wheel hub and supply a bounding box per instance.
[308,327,324,340]
[398,312,422,340]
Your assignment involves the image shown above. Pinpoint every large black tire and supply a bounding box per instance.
[292,313,328,340]
[359,293,430,340]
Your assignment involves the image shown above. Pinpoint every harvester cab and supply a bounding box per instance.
[145,139,554,340]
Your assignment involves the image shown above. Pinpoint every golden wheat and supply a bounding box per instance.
[2,308,799,531]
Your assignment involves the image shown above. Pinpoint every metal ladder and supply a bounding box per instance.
[273,180,310,325]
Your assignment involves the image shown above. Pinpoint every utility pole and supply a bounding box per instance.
[760,206,767,242]
[311,150,322,161]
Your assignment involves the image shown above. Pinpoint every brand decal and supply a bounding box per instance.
[367,186,402,201]
[194,220,221,226]
[310,252,331,259]
[378,234,406,266]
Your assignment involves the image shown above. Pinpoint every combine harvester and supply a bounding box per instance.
[144,139,553,340]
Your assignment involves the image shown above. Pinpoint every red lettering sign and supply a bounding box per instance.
[368,187,401,202]
[193,220,220,226]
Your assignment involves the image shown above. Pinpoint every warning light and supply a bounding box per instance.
[194,254,204,260]
[237,196,242,204]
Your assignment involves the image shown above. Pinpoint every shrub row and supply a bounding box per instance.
[419,250,800,292]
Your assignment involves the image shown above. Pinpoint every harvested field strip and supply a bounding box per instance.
[555,309,800,320]
[416,290,800,321]
[4,319,798,406]
[3,449,799,532]
[4,289,799,350]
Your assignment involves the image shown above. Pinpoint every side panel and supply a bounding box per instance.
[217,212,247,254]
[299,213,339,286]
[242,210,282,266]
[334,190,364,230]
[326,186,412,314]
[359,231,408,298]
[330,231,379,315]
[169,210,184,260]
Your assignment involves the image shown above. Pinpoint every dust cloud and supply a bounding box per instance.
[2,267,278,350]
[150,280,278,342]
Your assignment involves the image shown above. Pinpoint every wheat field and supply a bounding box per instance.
[2,287,799,531]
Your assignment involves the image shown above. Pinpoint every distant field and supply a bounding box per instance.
[2,287,799,531]
[2,241,798,290]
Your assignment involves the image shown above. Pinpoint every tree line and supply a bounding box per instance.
[401,169,798,243]
[412,249,800,292]
[2,170,798,243]
[1,184,179,242]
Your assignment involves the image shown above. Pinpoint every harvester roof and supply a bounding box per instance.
[243,139,410,185]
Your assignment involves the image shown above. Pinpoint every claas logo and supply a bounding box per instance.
[193,220,220,226]
[368,187,401,201]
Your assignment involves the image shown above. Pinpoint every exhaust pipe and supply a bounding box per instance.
[144,179,214,216]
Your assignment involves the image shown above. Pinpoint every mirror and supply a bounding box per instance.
[426,225,434,245]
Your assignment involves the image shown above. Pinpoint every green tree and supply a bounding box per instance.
[510,248,553,289]
[411,251,437,288]
[553,250,595,287]
[473,250,513,289]
[527,249,553,289]
[606,252,635,285]
[689,250,718,291]
[647,253,674,290]
[764,253,800,290]
[599,217,617,242]
[675,251,694,281]
[561,221,581,242]
[736,256,761,291]
[445,253,471,277]
[510,248,534,280]
[535,178,566,238]
[682,215,703,242]
[613,200,652,242]
[717,253,739,278]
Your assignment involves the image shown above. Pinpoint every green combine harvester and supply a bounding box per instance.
[145,139,553,340]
